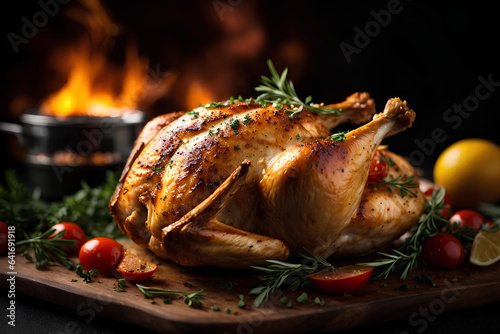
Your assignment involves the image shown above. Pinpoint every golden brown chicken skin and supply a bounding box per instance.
[110,93,424,268]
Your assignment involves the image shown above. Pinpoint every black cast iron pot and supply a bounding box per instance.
[0,109,147,199]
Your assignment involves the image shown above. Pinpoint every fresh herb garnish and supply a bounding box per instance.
[234,145,241,150]
[218,279,239,291]
[243,114,251,125]
[413,274,438,287]
[358,188,450,279]
[370,175,419,198]
[326,131,347,142]
[152,166,164,175]
[249,249,334,308]
[75,264,99,283]
[17,228,76,269]
[297,292,308,303]
[314,296,325,306]
[136,284,204,308]
[0,169,123,241]
[279,296,294,308]
[211,305,220,311]
[229,119,240,131]
[254,59,342,119]
[118,278,127,288]
[205,101,225,108]
[187,110,199,119]
[237,294,246,308]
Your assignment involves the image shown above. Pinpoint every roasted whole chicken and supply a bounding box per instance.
[110,92,425,268]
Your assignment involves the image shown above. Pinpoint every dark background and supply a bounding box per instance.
[2,0,500,179]
[1,1,500,333]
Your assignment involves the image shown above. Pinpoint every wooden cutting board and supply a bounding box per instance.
[1,241,500,334]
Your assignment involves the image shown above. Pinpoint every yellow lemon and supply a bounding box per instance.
[470,229,500,266]
[434,139,500,208]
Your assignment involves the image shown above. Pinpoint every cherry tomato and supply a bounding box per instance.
[47,222,86,253]
[424,186,452,219]
[422,234,464,269]
[368,151,388,183]
[79,237,124,273]
[0,221,8,255]
[449,210,485,232]
[308,265,374,294]
[117,250,157,282]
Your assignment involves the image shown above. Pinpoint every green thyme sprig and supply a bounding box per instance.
[249,249,334,308]
[370,175,419,198]
[358,188,450,280]
[136,284,204,308]
[17,228,76,270]
[255,59,342,119]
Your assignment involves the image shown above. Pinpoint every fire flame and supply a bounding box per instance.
[40,0,150,117]
[41,42,147,117]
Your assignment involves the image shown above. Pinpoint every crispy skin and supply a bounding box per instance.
[110,94,424,268]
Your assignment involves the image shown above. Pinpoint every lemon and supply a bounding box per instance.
[470,230,500,266]
[433,138,500,208]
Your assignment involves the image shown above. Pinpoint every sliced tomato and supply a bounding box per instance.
[422,234,464,269]
[79,237,124,273]
[368,151,388,184]
[117,250,157,282]
[449,209,485,232]
[308,265,374,294]
[424,186,452,219]
[48,222,86,253]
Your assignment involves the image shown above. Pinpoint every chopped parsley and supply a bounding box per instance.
[243,114,251,125]
[187,110,199,119]
[229,119,240,131]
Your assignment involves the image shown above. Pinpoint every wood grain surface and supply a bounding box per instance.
[1,241,500,334]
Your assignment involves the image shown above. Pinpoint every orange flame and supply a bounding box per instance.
[40,0,149,117]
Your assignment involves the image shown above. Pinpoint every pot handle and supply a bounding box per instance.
[0,122,25,145]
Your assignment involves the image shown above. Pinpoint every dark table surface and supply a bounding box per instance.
[1,290,500,334]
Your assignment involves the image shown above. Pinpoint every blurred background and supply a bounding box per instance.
[1,0,499,195]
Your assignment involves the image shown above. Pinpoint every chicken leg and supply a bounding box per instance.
[258,98,416,258]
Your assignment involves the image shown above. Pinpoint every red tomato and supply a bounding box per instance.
[48,222,86,253]
[449,210,485,232]
[424,187,452,219]
[0,221,8,255]
[79,237,124,273]
[422,234,464,269]
[117,250,157,282]
[308,265,374,294]
[368,152,388,183]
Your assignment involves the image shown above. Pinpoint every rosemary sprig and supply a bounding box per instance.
[370,175,419,198]
[249,249,334,308]
[136,284,204,308]
[17,228,76,270]
[358,188,450,280]
[326,131,347,142]
[255,59,342,119]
